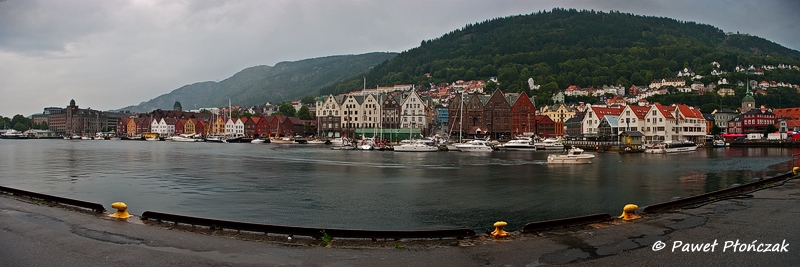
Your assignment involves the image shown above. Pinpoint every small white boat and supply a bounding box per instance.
[534,137,565,150]
[250,138,266,144]
[500,138,536,151]
[305,139,327,144]
[454,139,495,152]
[393,140,439,152]
[205,135,228,143]
[171,134,203,142]
[645,141,698,154]
[712,139,726,148]
[547,147,595,164]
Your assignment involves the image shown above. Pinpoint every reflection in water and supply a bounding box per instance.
[0,140,792,231]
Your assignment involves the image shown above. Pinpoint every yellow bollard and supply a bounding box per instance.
[108,202,132,219]
[490,221,510,238]
[793,167,799,175]
[619,204,641,221]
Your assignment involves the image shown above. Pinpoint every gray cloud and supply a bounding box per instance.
[0,0,798,116]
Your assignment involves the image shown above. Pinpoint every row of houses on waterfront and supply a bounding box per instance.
[29,85,800,142]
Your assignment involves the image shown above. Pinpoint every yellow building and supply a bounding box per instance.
[539,103,577,123]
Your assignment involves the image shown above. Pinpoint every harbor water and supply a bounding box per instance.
[0,139,794,231]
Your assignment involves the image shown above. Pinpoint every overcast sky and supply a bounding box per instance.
[1,0,798,117]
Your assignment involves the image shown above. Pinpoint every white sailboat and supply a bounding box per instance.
[446,92,465,151]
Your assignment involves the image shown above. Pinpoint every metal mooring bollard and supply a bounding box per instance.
[490,221,510,238]
[619,204,641,221]
[108,202,132,219]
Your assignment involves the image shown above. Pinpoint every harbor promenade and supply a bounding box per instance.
[1,177,799,266]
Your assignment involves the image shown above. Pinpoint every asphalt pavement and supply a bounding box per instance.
[1,177,799,267]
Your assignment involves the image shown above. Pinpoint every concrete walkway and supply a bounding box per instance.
[1,177,799,266]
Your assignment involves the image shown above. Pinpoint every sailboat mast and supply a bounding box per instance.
[459,92,463,142]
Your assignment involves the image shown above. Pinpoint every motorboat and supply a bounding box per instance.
[1,129,28,139]
[534,137,565,150]
[712,139,726,148]
[331,137,356,150]
[454,139,495,152]
[205,135,228,143]
[305,139,327,144]
[356,137,375,150]
[171,134,204,142]
[644,141,698,154]
[547,147,595,164]
[250,138,266,144]
[393,140,439,152]
[500,137,536,151]
[271,137,295,144]
[329,137,347,146]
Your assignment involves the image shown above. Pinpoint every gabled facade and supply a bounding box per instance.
[483,90,512,139]
[341,95,362,137]
[464,93,488,137]
[225,118,245,137]
[400,90,428,132]
[617,105,650,133]
[535,115,556,137]
[316,95,342,138]
[509,92,536,136]
[675,104,707,142]
[243,117,258,138]
[644,103,676,142]
[174,119,186,135]
[581,106,623,137]
[254,115,271,137]
[381,94,402,131]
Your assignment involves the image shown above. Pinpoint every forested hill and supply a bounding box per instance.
[119,52,397,113]
[320,8,800,99]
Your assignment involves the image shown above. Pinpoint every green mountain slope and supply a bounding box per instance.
[321,8,800,98]
[119,52,397,112]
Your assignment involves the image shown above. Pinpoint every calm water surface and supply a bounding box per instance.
[0,139,794,231]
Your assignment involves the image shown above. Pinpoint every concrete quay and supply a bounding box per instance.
[1,177,799,266]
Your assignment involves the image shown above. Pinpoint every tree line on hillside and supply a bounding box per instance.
[318,8,800,111]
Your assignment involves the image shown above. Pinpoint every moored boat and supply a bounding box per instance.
[500,137,536,151]
[393,140,439,152]
[171,134,204,142]
[454,139,495,152]
[644,141,698,154]
[271,137,295,144]
[205,135,228,143]
[1,129,28,139]
[712,139,726,148]
[547,146,595,164]
[305,139,326,144]
[534,137,565,150]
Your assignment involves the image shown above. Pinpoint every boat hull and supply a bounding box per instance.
[393,145,439,152]
[547,156,594,164]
